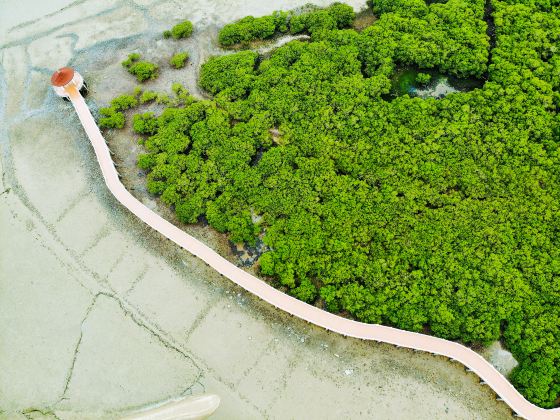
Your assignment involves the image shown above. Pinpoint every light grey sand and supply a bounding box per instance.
[0,1,514,419]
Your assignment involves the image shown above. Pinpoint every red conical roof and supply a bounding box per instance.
[51,67,75,87]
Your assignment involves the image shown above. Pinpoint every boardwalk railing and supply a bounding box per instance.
[61,83,560,420]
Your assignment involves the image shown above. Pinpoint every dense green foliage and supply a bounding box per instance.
[98,93,139,128]
[362,0,489,78]
[129,1,560,407]
[415,72,431,84]
[140,90,159,104]
[122,53,159,82]
[99,84,195,129]
[170,51,190,69]
[98,106,125,129]
[290,2,356,34]
[133,112,158,135]
[99,92,141,128]
[167,20,194,39]
[218,15,278,46]
[110,94,138,111]
[217,3,355,46]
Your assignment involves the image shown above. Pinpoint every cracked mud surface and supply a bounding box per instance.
[0,1,515,419]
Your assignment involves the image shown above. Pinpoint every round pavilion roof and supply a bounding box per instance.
[51,67,75,87]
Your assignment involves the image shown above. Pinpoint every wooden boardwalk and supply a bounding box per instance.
[61,83,560,420]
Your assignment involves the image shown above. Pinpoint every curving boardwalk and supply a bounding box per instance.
[61,83,559,420]
[121,394,220,419]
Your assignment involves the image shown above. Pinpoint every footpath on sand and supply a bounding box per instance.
[58,77,560,420]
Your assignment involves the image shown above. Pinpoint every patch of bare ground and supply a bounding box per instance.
[353,8,377,31]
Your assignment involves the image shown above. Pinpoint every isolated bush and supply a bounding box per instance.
[122,53,159,82]
[168,83,195,106]
[170,51,189,69]
[171,82,187,96]
[128,62,159,82]
[139,89,174,106]
[171,82,188,99]
[163,30,172,39]
[170,20,193,39]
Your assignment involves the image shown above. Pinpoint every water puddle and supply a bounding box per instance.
[389,67,483,99]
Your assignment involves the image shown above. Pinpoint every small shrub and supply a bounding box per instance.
[110,94,138,111]
[140,90,158,104]
[170,20,193,39]
[163,30,172,39]
[133,112,158,135]
[416,72,431,85]
[172,82,187,96]
[99,107,113,117]
[122,53,158,82]
[121,53,140,68]
[129,61,159,82]
[98,107,125,129]
[170,52,189,69]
